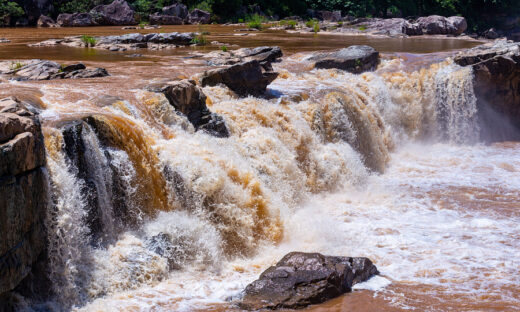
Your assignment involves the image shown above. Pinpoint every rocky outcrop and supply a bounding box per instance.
[147,79,229,137]
[187,9,210,24]
[239,252,378,310]
[162,3,188,19]
[454,40,520,140]
[201,60,278,97]
[415,15,467,35]
[202,46,283,70]
[149,13,183,25]
[0,60,108,81]
[0,97,47,296]
[90,0,136,26]
[37,15,57,28]
[316,10,342,22]
[57,13,95,27]
[309,46,380,74]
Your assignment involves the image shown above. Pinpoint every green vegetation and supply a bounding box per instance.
[246,13,266,30]
[0,0,24,25]
[280,19,298,29]
[81,35,97,47]
[306,19,319,32]
[190,33,207,45]
[358,25,366,31]
[238,18,244,23]
[221,45,228,52]
[138,21,149,28]
[10,61,23,70]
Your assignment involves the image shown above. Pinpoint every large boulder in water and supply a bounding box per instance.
[200,60,278,96]
[0,97,47,296]
[239,252,378,310]
[454,40,520,140]
[90,0,136,26]
[57,12,95,27]
[146,79,229,137]
[310,46,380,74]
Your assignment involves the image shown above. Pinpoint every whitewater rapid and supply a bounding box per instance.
[17,54,519,311]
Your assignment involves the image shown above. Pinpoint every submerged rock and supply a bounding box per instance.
[239,252,378,310]
[0,97,47,296]
[454,40,520,140]
[201,60,278,96]
[310,46,380,74]
[0,60,109,81]
[147,79,229,137]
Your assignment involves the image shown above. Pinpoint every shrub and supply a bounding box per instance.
[286,19,297,29]
[306,19,320,33]
[0,0,24,22]
[191,34,207,45]
[221,45,228,52]
[10,61,23,70]
[358,25,367,31]
[81,35,97,47]
[238,18,244,23]
[246,14,266,30]
[138,21,149,29]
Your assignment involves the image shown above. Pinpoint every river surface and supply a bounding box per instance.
[1,26,519,312]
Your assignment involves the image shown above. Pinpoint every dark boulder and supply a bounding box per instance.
[454,40,520,141]
[310,46,380,74]
[162,3,188,19]
[200,60,278,97]
[0,97,47,296]
[149,13,183,25]
[56,13,95,27]
[147,79,229,137]
[187,9,210,24]
[239,252,378,310]
[482,28,501,39]
[144,32,194,45]
[37,15,57,27]
[90,0,136,26]
[316,10,342,22]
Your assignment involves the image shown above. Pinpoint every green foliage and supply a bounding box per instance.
[190,33,207,45]
[10,61,23,70]
[221,45,228,52]
[238,18,244,23]
[306,18,320,33]
[81,35,97,47]
[358,25,366,31]
[246,13,266,30]
[283,19,298,29]
[0,0,24,21]
[139,21,149,28]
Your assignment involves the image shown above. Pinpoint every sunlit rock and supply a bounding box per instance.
[309,45,380,74]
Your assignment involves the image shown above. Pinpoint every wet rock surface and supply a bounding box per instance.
[239,252,378,310]
[0,60,109,81]
[201,60,279,97]
[309,45,380,73]
[454,40,520,140]
[29,32,195,51]
[0,97,47,296]
[147,79,229,137]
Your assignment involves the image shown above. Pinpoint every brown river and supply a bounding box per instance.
[1,25,519,312]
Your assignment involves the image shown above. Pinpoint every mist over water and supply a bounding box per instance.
[13,51,518,311]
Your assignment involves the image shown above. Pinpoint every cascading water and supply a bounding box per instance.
[32,55,510,311]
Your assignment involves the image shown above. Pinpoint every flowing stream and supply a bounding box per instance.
[1,26,518,311]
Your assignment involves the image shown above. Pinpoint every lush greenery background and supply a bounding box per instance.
[1,0,519,31]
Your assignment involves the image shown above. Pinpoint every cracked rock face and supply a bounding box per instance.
[0,97,47,296]
[239,252,378,310]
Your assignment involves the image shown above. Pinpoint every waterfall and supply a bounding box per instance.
[38,56,481,309]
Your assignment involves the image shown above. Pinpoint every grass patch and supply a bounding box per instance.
[81,35,97,47]
[246,14,266,30]
[280,19,298,29]
[138,21,149,29]
[10,61,23,70]
[221,45,228,52]
[306,19,320,33]
[358,25,367,31]
[191,34,207,45]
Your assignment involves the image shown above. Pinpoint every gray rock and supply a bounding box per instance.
[37,15,57,28]
[200,60,278,96]
[187,9,210,24]
[57,13,95,27]
[0,38,10,43]
[316,10,342,22]
[162,3,188,19]
[310,46,380,74]
[90,0,136,26]
[149,13,184,25]
[147,79,229,137]
[447,16,467,36]
[0,60,109,81]
[239,252,378,310]
[482,28,501,39]
[0,97,47,296]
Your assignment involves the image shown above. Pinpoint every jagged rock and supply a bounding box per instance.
[239,252,378,310]
[454,40,520,140]
[482,28,501,39]
[0,97,47,296]
[310,46,380,73]
[447,16,467,36]
[316,10,342,22]
[200,60,278,97]
[0,60,109,81]
[162,3,188,19]
[203,46,283,71]
[57,13,95,27]
[90,0,136,26]
[147,79,229,137]
[37,15,57,28]
[149,13,183,25]
[187,9,210,24]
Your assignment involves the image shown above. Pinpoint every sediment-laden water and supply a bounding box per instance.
[1,26,518,311]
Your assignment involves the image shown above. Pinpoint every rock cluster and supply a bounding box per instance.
[149,3,210,25]
[0,60,109,81]
[239,252,379,310]
[55,0,136,27]
[0,97,47,296]
[147,79,229,137]
[454,40,520,140]
[37,15,58,28]
[309,45,380,73]
[29,32,195,51]
[199,46,283,96]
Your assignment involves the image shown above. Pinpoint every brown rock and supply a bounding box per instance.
[37,15,57,28]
